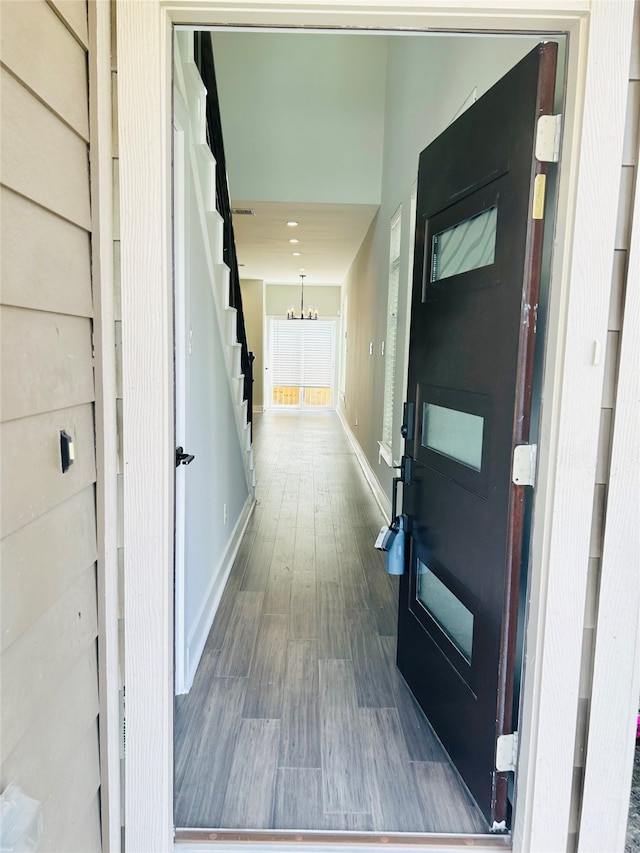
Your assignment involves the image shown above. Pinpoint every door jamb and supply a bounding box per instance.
[116,3,636,851]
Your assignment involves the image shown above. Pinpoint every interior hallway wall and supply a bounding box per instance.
[240,278,265,409]
[266,283,342,317]
[341,34,543,499]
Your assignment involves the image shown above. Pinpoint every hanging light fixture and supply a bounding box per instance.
[287,274,318,320]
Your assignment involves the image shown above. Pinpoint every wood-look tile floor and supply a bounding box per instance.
[174,410,487,834]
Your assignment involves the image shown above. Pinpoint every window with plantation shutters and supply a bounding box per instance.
[270,319,335,405]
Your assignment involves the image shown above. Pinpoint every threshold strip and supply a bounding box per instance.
[174,828,511,848]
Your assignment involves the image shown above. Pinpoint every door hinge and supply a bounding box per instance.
[535,114,562,163]
[512,444,537,487]
[496,731,518,773]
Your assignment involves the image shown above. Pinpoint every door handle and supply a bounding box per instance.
[175,446,195,467]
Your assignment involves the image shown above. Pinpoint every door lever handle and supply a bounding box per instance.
[175,446,195,467]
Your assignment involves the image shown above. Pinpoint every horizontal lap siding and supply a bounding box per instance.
[0,1,101,851]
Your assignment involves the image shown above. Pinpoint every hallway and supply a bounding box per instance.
[174,410,487,833]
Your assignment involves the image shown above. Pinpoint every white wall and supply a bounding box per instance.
[211,31,388,204]
[174,39,250,692]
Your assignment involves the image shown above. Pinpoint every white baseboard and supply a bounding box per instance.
[177,495,256,694]
[336,406,392,522]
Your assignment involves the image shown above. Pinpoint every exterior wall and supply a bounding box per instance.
[570,6,640,847]
[0,1,102,850]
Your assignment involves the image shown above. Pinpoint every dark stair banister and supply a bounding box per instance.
[194,32,253,433]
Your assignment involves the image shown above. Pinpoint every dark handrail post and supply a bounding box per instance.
[248,352,255,442]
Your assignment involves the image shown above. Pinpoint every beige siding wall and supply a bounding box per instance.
[0,1,102,851]
[569,5,640,848]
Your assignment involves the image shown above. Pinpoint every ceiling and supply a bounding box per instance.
[231,200,379,285]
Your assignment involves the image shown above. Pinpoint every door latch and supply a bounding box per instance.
[175,447,195,467]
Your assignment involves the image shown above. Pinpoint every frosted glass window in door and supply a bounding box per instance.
[421,403,484,471]
[431,206,497,281]
[417,562,474,662]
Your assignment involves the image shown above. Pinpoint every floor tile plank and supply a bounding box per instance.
[317,582,350,659]
[219,718,281,829]
[315,533,340,582]
[319,659,371,814]
[348,608,396,708]
[289,573,317,640]
[273,768,323,829]
[279,639,321,768]
[174,677,248,828]
[412,760,487,833]
[359,707,429,832]
[212,591,263,677]
[240,537,275,592]
[242,614,288,719]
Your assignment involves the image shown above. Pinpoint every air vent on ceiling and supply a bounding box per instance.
[231,208,256,216]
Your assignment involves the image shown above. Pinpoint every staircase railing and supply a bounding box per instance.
[194,31,253,434]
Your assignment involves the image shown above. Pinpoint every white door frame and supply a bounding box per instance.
[116,2,636,851]
[173,98,188,694]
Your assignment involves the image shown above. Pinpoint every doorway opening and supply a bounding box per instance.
[172,23,566,840]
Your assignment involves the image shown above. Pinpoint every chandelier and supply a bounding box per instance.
[287,274,318,320]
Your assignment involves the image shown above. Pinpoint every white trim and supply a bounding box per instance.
[116,3,636,850]
[87,2,121,849]
[118,2,174,852]
[577,139,640,852]
[513,5,635,850]
[179,495,255,694]
[337,406,392,522]
[174,838,509,853]
[378,440,393,468]
[173,106,188,696]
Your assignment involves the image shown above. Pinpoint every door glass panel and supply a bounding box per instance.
[417,561,474,662]
[431,206,497,281]
[421,403,484,471]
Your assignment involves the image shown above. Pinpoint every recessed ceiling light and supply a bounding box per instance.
[299,267,306,272]
[289,238,299,244]
[292,252,301,257]
[286,221,298,227]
